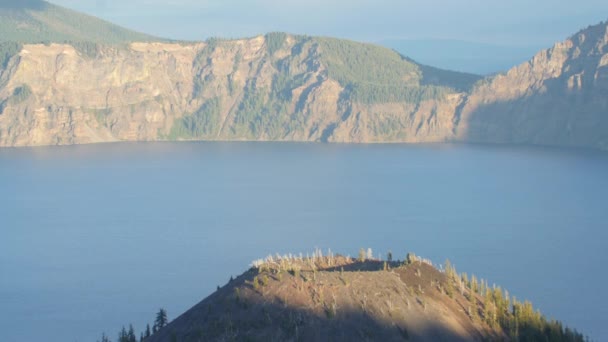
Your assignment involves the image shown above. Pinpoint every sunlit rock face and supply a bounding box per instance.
[1,20,607,150]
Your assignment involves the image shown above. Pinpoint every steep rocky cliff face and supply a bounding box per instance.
[0,34,476,147]
[0,42,198,145]
[0,20,607,149]
[457,20,608,150]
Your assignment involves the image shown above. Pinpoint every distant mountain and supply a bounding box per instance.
[145,252,584,342]
[0,2,606,151]
[380,39,539,75]
[0,0,160,43]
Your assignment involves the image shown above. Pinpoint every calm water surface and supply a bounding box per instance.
[1,142,607,341]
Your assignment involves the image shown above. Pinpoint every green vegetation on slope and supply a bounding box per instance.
[0,41,22,68]
[442,259,585,342]
[418,62,484,93]
[169,98,222,140]
[230,81,292,140]
[348,83,450,104]
[265,32,287,56]
[9,84,32,104]
[229,43,314,139]
[314,37,480,104]
[314,37,421,87]
[231,82,271,138]
[0,0,161,44]
[176,36,314,141]
[0,84,33,114]
[0,0,164,69]
[165,34,483,141]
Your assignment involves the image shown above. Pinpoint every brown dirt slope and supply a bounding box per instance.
[2,20,608,150]
[146,253,531,342]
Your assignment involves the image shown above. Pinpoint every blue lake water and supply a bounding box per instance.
[1,142,607,341]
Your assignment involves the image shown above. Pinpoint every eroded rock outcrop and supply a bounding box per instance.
[0,36,470,146]
[1,21,607,149]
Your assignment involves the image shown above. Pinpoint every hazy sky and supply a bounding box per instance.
[49,0,608,47]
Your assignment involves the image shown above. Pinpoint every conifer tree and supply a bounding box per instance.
[405,252,416,265]
[358,248,366,262]
[471,275,479,294]
[118,326,128,342]
[479,279,487,296]
[461,273,469,289]
[469,294,478,321]
[444,259,455,280]
[445,276,454,298]
[153,308,168,332]
[127,324,136,342]
[483,290,496,327]
[98,332,111,342]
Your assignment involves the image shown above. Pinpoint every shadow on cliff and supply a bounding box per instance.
[458,23,608,150]
[396,53,482,93]
[143,258,584,342]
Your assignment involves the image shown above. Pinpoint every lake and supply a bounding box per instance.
[1,142,607,341]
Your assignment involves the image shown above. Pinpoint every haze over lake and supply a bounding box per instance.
[1,142,607,341]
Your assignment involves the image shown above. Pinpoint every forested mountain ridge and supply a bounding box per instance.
[0,1,606,150]
[0,32,479,146]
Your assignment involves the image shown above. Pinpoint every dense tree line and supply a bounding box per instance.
[265,32,287,56]
[98,308,168,342]
[444,261,586,342]
[169,97,222,139]
[314,37,453,104]
[0,41,21,69]
[315,36,420,87]
[348,83,448,104]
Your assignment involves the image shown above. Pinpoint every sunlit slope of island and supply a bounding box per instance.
[0,1,606,150]
[144,252,585,342]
